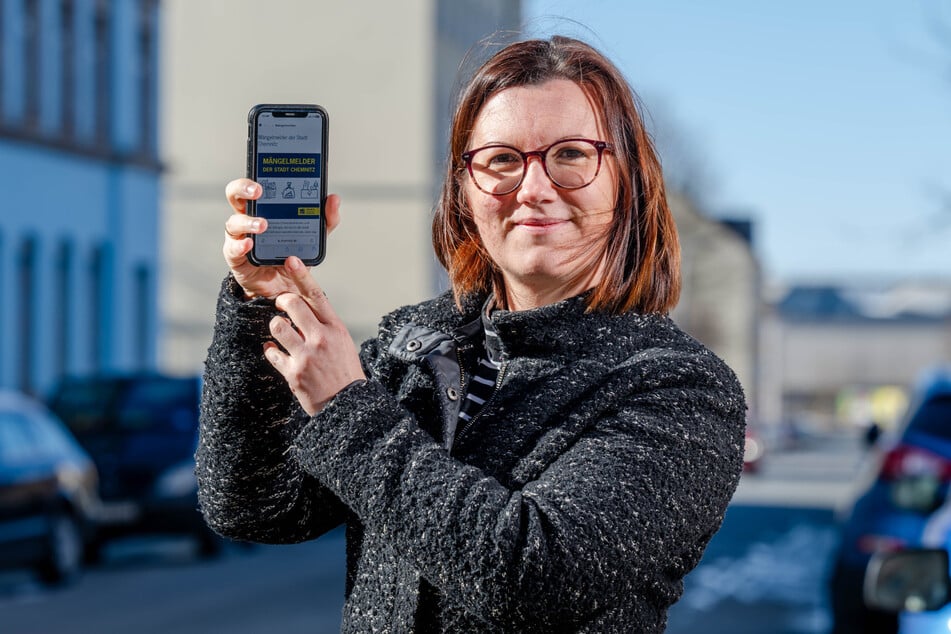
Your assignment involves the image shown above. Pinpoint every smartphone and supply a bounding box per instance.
[246,104,328,266]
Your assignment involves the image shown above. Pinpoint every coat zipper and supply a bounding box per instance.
[455,345,469,394]
[454,360,507,443]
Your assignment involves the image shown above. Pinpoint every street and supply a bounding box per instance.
[666,430,866,634]
[0,531,348,634]
[0,431,867,634]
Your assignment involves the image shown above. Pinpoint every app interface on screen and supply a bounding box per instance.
[254,111,323,261]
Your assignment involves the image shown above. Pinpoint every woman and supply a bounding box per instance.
[197,36,746,633]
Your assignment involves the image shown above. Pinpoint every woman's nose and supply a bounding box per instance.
[516,156,556,203]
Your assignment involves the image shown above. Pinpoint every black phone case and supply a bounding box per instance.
[246,103,328,267]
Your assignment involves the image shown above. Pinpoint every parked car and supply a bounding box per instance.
[829,368,951,634]
[0,390,99,585]
[47,374,224,561]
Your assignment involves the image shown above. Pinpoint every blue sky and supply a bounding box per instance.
[524,1,951,283]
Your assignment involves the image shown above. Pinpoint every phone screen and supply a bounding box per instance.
[249,106,327,265]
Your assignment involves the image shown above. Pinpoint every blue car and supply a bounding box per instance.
[47,374,225,561]
[830,368,951,634]
[0,390,100,585]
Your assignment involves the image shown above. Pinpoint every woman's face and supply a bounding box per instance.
[463,79,617,310]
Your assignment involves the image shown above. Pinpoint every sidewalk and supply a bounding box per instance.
[731,430,869,511]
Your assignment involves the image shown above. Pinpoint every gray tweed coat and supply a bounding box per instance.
[196,276,746,633]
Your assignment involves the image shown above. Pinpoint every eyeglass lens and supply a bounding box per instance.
[468,139,603,195]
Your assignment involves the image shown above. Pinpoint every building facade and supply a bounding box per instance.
[0,0,161,395]
[160,0,520,373]
[669,193,760,420]
[759,282,951,431]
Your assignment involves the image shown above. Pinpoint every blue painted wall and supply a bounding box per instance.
[0,0,161,396]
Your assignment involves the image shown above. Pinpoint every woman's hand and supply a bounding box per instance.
[263,256,367,416]
[222,178,358,414]
[223,178,341,299]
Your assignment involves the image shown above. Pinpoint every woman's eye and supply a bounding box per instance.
[487,152,520,166]
[554,146,587,161]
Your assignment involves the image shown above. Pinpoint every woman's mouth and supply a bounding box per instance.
[513,218,567,233]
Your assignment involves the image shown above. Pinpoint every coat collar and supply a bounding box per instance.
[384,289,674,363]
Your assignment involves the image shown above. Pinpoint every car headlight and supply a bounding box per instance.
[56,464,87,490]
[153,461,198,498]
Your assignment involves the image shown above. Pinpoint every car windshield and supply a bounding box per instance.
[906,395,951,441]
[0,412,37,462]
[50,377,198,435]
[49,380,124,434]
[116,378,197,433]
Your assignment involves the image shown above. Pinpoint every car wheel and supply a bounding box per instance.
[38,512,83,586]
[83,536,105,565]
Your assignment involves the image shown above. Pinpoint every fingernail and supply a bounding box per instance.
[245,184,256,196]
[286,256,301,271]
[250,220,261,231]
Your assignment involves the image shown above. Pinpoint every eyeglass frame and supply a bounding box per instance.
[460,137,614,196]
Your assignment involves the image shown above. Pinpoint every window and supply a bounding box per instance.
[906,395,951,441]
[133,263,150,368]
[89,243,107,370]
[24,0,41,128]
[137,0,158,157]
[0,231,4,384]
[117,377,199,433]
[49,376,199,435]
[17,236,38,394]
[48,376,123,434]
[60,0,76,137]
[93,0,111,145]
[54,240,73,378]
[0,412,37,462]
[31,410,84,457]
[0,4,5,113]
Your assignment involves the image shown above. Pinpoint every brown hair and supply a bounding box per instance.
[432,35,681,315]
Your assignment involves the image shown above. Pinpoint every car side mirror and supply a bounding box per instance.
[864,549,951,612]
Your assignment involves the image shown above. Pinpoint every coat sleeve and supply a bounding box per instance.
[195,275,351,544]
[290,346,747,630]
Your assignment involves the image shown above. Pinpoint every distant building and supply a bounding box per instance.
[0,0,162,395]
[160,0,521,373]
[670,193,760,419]
[759,281,951,430]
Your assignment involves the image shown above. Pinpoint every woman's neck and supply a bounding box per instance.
[500,260,607,311]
